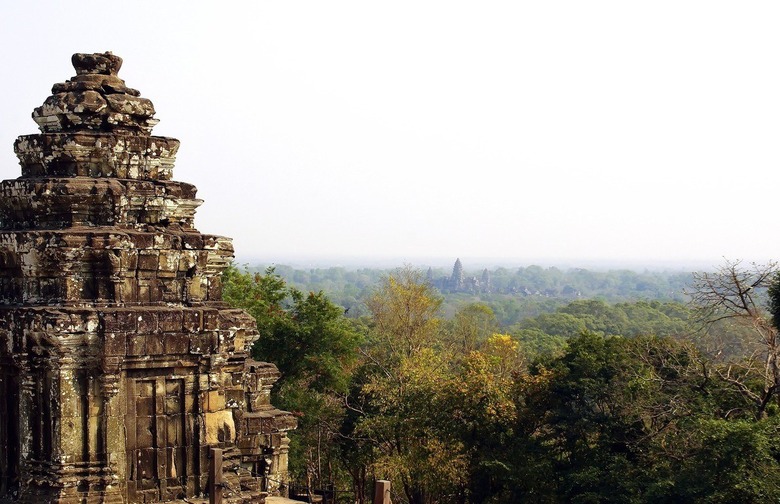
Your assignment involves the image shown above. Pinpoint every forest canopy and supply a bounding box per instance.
[223,260,780,504]
[246,262,691,324]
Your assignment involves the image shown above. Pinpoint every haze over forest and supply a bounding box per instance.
[240,255,716,272]
[1,2,779,267]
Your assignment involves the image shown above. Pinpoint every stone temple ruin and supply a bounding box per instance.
[0,52,296,503]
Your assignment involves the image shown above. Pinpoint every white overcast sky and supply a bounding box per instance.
[0,1,778,269]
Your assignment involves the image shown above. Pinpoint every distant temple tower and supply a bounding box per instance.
[0,53,295,503]
[449,258,464,291]
[481,268,491,293]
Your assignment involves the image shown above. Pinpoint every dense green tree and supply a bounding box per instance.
[667,418,780,503]
[364,267,443,359]
[484,333,733,503]
[512,312,588,339]
[448,334,524,504]
[448,303,499,352]
[558,299,630,335]
[512,328,567,360]
[257,289,362,393]
[352,267,467,504]
[222,265,288,335]
[507,300,691,359]
[223,265,362,392]
[222,265,364,490]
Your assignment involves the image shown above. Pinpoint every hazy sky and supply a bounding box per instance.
[0,1,778,268]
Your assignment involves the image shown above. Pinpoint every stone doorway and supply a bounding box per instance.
[125,372,196,502]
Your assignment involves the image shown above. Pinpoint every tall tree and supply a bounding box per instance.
[222,265,364,490]
[353,267,467,504]
[365,266,442,359]
[449,333,523,504]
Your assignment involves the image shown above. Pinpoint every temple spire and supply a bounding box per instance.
[32,51,158,135]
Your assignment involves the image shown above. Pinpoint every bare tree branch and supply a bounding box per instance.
[687,259,779,418]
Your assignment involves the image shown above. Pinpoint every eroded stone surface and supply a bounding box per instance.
[0,53,295,504]
[32,52,157,135]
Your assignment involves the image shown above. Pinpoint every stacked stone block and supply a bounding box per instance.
[0,52,295,503]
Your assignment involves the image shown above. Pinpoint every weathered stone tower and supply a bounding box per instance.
[0,52,295,503]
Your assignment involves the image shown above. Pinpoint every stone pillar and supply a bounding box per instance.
[374,480,391,504]
[99,371,123,501]
[16,357,33,487]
